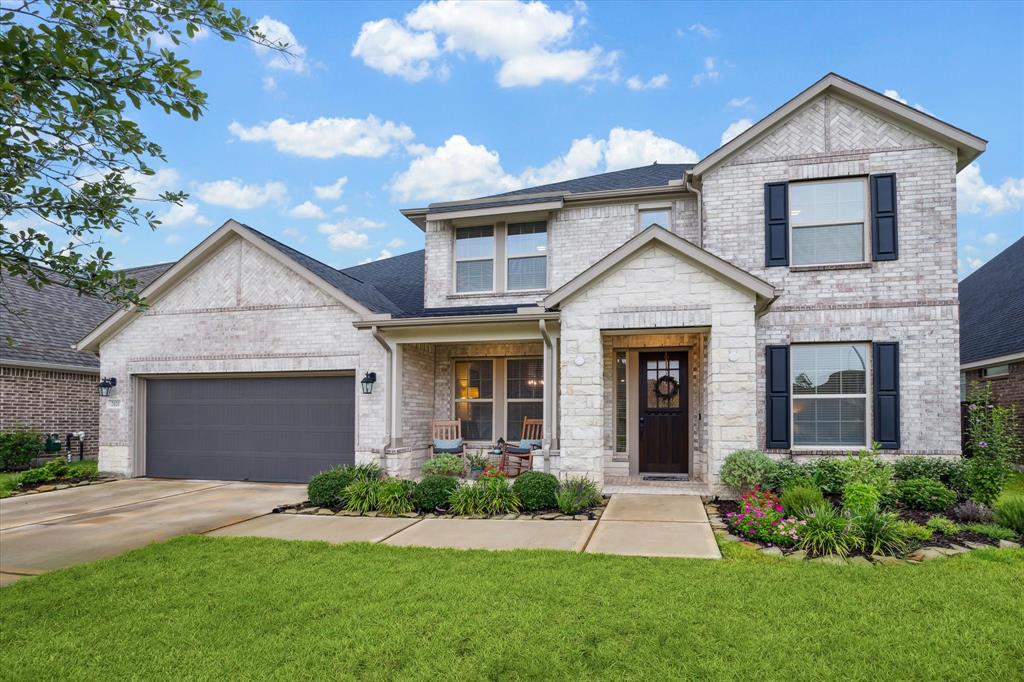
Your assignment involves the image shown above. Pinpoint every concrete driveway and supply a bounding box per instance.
[0,479,305,583]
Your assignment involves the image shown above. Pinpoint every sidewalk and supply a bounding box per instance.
[211,493,720,559]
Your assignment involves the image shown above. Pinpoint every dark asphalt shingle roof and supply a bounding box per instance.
[959,235,1024,364]
[339,250,425,317]
[1,263,173,370]
[427,163,692,214]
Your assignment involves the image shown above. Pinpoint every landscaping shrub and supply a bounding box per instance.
[43,458,70,477]
[952,500,994,524]
[725,488,802,546]
[720,450,776,492]
[893,520,933,543]
[925,516,960,536]
[477,469,520,515]
[780,486,824,519]
[961,522,1018,542]
[764,460,814,492]
[963,382,1020,504]
[308,464,379,508]
[0,428,41,471]
[421,454,464,478]
[512,471,559,511]
[810,447,895,499]
[897,478,956,511]
[798,504,856,557]
[345,479,382,514]
[810,459,845,496]
[18,466,54,486]
[375,478,414,515]
[842,482,881,517]
[413,476,459,512]
[854,510,906,556]
[448,482,485,515]
[555,476,602,515]
[993,496,1024,535]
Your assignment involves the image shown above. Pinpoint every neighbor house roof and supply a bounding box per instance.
[692,73,986,178]
[959,236,1024,367]
[1,263,172,371]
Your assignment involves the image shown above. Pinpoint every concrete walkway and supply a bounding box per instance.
[216,493,720,559]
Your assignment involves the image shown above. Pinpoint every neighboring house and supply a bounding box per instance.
[74,73,986,494]
[1,264,170,457]
[959,236,1024,440]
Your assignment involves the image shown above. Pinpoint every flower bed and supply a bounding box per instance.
[285,464,606,520]
[2,459,108,498]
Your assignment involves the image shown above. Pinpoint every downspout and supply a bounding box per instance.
[538,319,558,455]
[685,172,703,248]
[370,324,393,452]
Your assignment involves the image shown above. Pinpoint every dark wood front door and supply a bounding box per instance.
[638,351,688,474]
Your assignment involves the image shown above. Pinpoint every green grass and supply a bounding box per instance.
[1002,471,1024,498]
[1,537,1021,680]
[0,460,98,499]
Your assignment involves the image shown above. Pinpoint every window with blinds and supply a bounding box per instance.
[789,179,867,265]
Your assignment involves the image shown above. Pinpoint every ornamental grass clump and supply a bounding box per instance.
[375,478,414,515]
[797,504,857,557]
[893,520,933,543]
[780,485,825,519]
[345,479,382,514]
[725,488,803,546]
[307,464,380,508]
[855,510,907,557]
[961,522,1018,542]
[994,496,1024,535]
[555,476,602,515]
[477,468,520,515]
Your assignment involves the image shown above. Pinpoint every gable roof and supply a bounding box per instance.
[959,236,1024,366]
[1,263,172,371]
[691,73,986,178]
[339,249,425,317]
[543,225,777,309]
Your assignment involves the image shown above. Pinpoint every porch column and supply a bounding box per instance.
[558,324,604,485]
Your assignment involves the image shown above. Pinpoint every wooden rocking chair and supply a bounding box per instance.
[500,417,544,477]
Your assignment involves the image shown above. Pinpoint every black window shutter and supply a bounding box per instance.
[764,182,789,267]
[765,345,791,449]
[871,174,898,261]
[873,342,900,449]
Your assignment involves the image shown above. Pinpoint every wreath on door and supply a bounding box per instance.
[653,374,680,400]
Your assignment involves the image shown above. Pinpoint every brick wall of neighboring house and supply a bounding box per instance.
[0,366,101,459]
[963,360,1024,443]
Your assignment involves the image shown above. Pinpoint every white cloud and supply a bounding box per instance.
[957,163,1024,214]
[262,76,277,92]
[720,118,753,146]
[314,177,348,200]
[691,57,719,86]
[626,73,669,91]
[966,257,986,270]
[326,231,370,250]
[391,128,698,202]
[386,237,406,249]
[164,233,181,245]
[195,179,288,209]
[964,244,976,252]
[253,16,308,73]
[982,231,1001,245]
[359,249,394,264]
[228,116,414,159]
[287,201,326,220]
[159,202,207,227]
[317,217,387,234]
[727,96,751,108]
[684,23,719,39]
[353,0,616,88]
[391,134,520,202]
[883,89,931,114]
[283,227,307,244]
[124,168,180,199]
[351,18,440,82]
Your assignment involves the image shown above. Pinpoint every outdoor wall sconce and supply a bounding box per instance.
[98,377,117,397]
[360,372,377,395]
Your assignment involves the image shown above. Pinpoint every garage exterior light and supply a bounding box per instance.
[360,372,377,395]
[98,377,117,397]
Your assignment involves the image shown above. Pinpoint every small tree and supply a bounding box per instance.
[963,381,1021,505]
[1,1,286,310]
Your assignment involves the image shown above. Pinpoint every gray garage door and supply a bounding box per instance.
[146,376,355,483]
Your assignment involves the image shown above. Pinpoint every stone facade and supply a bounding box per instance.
[701,92,961,457]
[95,235,387,477]
[0,366,101,459]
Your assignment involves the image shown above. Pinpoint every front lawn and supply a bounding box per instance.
[1,537,1021,679]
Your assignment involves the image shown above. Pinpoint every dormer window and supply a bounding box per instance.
[639,207,671,230]
[455,225,494,292]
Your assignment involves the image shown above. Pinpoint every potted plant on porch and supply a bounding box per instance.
[466,452,489,480]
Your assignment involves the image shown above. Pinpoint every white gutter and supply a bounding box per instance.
[370,324,393,451]
[353,311,560,330]
[961,350,1024,371]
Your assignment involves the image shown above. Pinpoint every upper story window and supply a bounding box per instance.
[455,226,494,292]
[791,343,868,447]
[506,221,547,290]
[639,208,671,230]
[789,178,867,265]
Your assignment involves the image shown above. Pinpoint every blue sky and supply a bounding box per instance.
[115,1,1023,277]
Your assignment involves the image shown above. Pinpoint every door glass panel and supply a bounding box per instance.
[645,357,680,409]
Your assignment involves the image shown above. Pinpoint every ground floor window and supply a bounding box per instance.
[455,359,494,441]
[614,351,627,453]
[791,343,868,447]
[506,357,543,440]
[454,357,543,442]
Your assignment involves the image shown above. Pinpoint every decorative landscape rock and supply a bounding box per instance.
[998,539,1021,549]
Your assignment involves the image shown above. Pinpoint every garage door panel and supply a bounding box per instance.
[146,376,354,483]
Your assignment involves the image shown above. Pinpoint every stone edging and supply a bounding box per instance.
[275,500,607,521]
[6,477,118,498]
[704,501,1021,565]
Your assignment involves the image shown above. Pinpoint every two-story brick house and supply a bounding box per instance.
[76,74,986,494]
